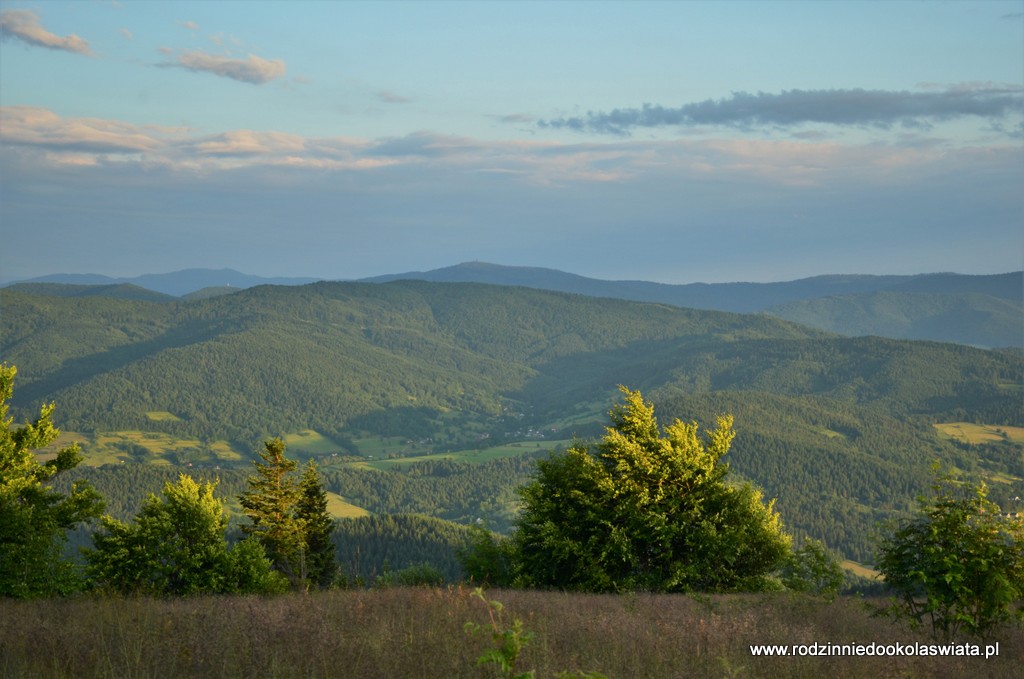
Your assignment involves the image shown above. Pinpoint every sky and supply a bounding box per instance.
[1,0,1022,284]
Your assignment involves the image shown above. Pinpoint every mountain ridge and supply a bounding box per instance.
[5,262,1021,347]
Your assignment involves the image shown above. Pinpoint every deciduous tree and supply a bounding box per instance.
[509,387,791,592]
[780,537,845,600]
[83,474,285,595]
[876,469,1024,639]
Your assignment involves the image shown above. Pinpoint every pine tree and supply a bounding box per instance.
[296,460,337,588]
[239,438,305,585]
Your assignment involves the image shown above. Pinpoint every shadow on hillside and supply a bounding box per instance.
[12,320,227,407]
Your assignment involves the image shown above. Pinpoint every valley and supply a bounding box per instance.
[3,276,1022,573]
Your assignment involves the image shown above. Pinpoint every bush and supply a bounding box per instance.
[876,469,1024,639]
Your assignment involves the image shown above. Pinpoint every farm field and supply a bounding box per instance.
[347,439,568,471]
[933,422,1024,445]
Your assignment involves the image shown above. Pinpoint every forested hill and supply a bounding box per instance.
[366,265,1023,348]
[3,279,1022,563]
[2,279,826,441]
[8,264,1019,347]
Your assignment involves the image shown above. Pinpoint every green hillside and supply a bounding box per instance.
[767,291,1023,348]
[4,280,1022,564]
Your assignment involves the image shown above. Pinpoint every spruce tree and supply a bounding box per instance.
[239,438,305,585]
[296,460,338,588]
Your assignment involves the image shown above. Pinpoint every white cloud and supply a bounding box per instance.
[0,9,92,56]
[0,106,171,153]
[168,49,287,84]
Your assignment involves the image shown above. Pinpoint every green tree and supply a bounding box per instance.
[508,387,791,592]
[238,438,306,587]
[458,521,516,587]
[295,460,338,588]
[876,469,1024,639]
[84,474,286,595]
[0,364,104,597]
[780,538,845,600]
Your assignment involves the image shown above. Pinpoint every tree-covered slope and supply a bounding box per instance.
[2,281,827,442]
[4,279,1022,564]
[767,291,1022,348]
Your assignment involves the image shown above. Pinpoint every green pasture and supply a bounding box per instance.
[145,411,182,422]
[325,491,370,519]
[933,422,1024,445]
[351,436,424,458]
[351,439,569,471]
[841,559,879,579]
[283,430,346,455]
[813,426,848,440]
[47,431,249,467]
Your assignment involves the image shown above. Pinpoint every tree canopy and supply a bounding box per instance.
[0,364,104,597]
[509,387,791,592]
[876,469,1024,639]
[84,474,285,596]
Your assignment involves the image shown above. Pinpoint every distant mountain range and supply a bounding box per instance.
[2,268,320,297]
[4,262,1021,347]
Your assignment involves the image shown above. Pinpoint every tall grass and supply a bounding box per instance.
[1,588,1019,678]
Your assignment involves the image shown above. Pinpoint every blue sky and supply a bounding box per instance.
[1,0,1022,283]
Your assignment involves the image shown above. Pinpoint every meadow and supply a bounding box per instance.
[2,588,1020,679]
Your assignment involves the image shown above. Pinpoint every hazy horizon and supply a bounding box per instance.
[2,1,1022,284]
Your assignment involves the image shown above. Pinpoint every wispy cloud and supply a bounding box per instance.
[3,107,1020,282]
[0,106,173,153]
[164,49,287,84]
[539,85,1024,135]
[377,90,412,104]
[3,106,1019,193]
[0,9,93,56]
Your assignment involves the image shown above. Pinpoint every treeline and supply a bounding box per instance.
[333,514,473,584]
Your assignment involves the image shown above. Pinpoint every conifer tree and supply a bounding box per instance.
[239,437,305,585]
[296,460,337,588]
[0,364,104,597]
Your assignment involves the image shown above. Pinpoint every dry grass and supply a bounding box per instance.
[1,588,1020,678]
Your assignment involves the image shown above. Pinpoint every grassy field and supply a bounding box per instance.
[349,439,567,471]
[1,588,1019,679]
[325,490,371,518]
[283,429,346,455]
[840,560,879,580]
[934,422,1024,445]
[145,410,182,422]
